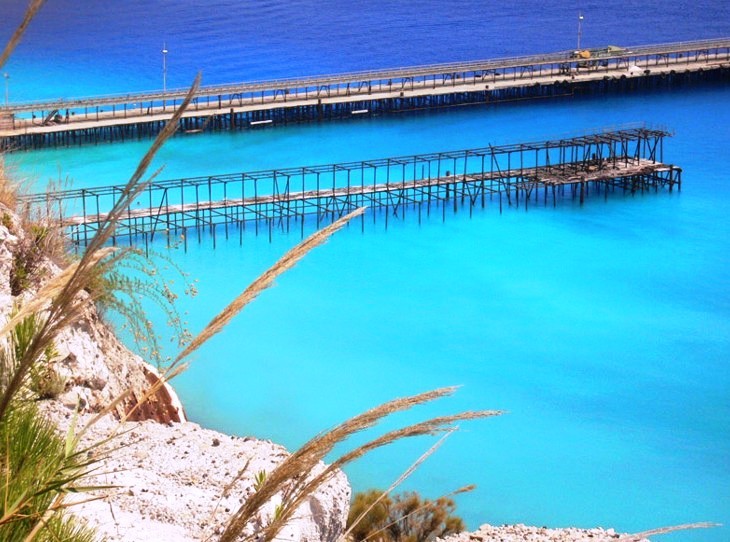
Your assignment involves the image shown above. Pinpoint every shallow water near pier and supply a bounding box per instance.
[3,2,730,540]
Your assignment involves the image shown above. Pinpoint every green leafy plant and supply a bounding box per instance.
[0,401,98,541]
[8,313,67,400]
[8,216,65,296]
[253,470,267,492]
[1,212,12,230]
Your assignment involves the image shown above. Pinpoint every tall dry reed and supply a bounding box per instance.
[219,386,502,542]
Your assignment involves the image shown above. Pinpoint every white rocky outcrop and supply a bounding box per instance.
[437,524,650,542]
[0,207,184,423]
[52,301,187,423]
[45,321,352,542]
[54,410,350,542]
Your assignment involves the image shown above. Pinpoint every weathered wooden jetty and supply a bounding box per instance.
[1,38,728,151]
[20,128,680,250]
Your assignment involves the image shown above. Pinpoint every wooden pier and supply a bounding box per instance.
[20,128,681,250]
[1,38,728,151]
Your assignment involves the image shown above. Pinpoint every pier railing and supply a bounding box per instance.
[3,37,729,114]
[1,38,727,151]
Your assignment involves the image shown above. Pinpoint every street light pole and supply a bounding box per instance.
[3,73,8,106]
[162,42,168,94]
[577,12,584,51]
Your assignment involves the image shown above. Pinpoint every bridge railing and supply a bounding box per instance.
[3,37,729,117]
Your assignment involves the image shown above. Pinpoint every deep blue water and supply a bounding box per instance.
[3,2,730,541]
[3,0,730,99]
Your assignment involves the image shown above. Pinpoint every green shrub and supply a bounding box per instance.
[30,362,67,400]
[9,253,31,295]
[2,312,64,400]
[1,211,13,230]
[9,221,60,296]
[347,489,465,542]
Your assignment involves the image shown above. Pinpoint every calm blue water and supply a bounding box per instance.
[3,2,730,540]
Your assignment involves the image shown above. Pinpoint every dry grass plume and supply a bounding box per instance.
[219,386,502,542]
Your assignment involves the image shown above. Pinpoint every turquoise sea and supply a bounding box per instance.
[3,1,730,540]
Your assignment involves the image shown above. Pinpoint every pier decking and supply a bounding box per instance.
[1,38,728,151]
[21,128,680,249]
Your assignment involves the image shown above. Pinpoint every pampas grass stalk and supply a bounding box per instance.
[219,387,500,542]
[219,387,457,541]
[271,411,501,542]
[329,411,502,472]
[270,433,455,542]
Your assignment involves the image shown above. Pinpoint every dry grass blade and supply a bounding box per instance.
[19,492,90,542]
[330,411,503,472]
[265,409,499,542]
[22,506,50,542]
[201,458,253,542]
[620,522,721,540]
[283,387,457,475]
[176,206,366,364]
[28,75,198,316]
[0,0,45,70]
[219,386,458,542]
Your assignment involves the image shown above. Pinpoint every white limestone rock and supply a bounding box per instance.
[437,523,651,542]
[63,416,351,542]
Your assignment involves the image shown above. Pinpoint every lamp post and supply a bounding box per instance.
[3,73,8,106]
[162,42,168,94]
[577,12,584,51]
